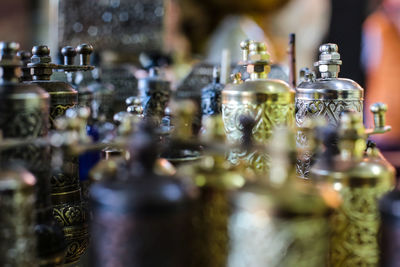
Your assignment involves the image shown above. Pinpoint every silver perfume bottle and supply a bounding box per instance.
[295,43,364,178]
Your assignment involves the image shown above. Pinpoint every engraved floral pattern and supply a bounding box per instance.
[222,102,294,171]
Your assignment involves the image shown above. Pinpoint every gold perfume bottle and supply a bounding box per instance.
[178,115,247,267]
[311,108,395,266]
[222,41,295,171]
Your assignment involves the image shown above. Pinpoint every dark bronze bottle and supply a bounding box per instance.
[26,44,93,263]
[90,121,197,267]
[0,42,66,265]
[0,164,37,267]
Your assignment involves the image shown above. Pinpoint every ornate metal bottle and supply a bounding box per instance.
[222,41,295,171]
[179,115,246,267]
[137,67,171,125]
[26,44,93,263]
[0,164,37,267]
[90,121,196,267]
[311,111,395,266]
[228,126,332,267]
[296,43,364,179]
[0,42,65,265]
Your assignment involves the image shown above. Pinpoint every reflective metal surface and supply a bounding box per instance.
[26,45,90,264]
[311,112,394,266]
[228,127,331,267]
[222,41,295,171]
[296,44,364,179]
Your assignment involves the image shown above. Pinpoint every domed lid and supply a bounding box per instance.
[222,79,294,103]
[223,40,294,102]
[296,44,364,100]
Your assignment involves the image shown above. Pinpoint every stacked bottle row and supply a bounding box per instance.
[0,36,399,267]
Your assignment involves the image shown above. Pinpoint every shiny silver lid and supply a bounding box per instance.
[296,43,364,101]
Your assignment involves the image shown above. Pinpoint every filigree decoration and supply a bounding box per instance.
[222,101,294,171]
[50,104,75,128]
[53,204,85,227]
[0,108,45,138]
[329,184,390,266]
[64,236,89,264]
[295,99,363,178]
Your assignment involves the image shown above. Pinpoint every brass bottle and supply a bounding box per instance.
[228,126,333,267]
[178,115,246,267]
[222,41,295,171]
[296,43,364,179]
[26,44,93,263]
[0,42,65,265]
[311,110,395,266]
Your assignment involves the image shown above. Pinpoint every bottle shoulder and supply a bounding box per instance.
[296,78,364,100]
[0,82,50,100]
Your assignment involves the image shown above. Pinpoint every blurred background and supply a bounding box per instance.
[1,0,399,163]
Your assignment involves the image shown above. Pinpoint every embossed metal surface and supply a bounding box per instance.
[0,83,66,264]
[30,80,88,264]
[295,99,363,178]
[222,97,294,171]
[329,183,388,266]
